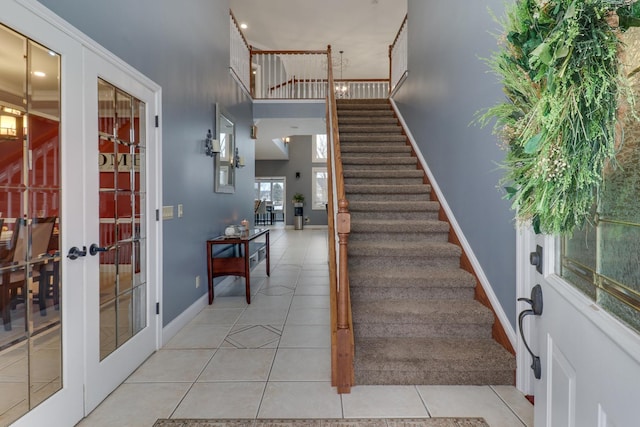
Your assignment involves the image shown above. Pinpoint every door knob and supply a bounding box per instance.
[89,243,111,256]
[67,246,87,260]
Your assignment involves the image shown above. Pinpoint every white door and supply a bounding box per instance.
[82,49,161,413]
[519,233,640,427]
[2,3,84,426]
[3,2,161,425]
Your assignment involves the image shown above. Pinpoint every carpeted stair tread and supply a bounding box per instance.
[341,145,412,154]
[340,126,403,134]
[349,240,461,258]
[345,184,430,195]
[354,337,516,385]
[342,157,417,167]
[340,134,407,143]
[349,265,475,288]
[344,170,423,179]
[348,200,439,212]
[339,117,399,125]
[352,299,494,326]
[337,104,391,111]
[351,219,449,234]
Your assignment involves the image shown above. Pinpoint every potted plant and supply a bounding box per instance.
[292,192,305,207]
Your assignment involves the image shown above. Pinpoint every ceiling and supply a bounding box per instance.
[229,0,407,160]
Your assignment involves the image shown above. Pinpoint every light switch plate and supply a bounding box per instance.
[162,206,174,220]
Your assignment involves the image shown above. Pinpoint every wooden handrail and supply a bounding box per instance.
[229,10,250,51]
[389,14,408,96]
[251,49,330,56]
[326,45,354,394]
[390,14,408,50]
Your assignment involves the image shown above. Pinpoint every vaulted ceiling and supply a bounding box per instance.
[230,0,407,160]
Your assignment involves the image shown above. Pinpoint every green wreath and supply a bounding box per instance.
[481,0,640,234]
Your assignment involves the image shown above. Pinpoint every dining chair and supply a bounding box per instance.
[1,218,25,330]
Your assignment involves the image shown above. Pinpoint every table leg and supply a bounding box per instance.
[207,242,214,304]
[244,240,251,304]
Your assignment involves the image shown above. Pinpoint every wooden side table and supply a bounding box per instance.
[206,228,270,304]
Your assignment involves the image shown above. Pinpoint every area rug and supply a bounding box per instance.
[153,419,489,427]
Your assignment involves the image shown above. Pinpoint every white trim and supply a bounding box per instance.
[515,226,536,395]
[389,99,517,349]
[160,276,241,346]
[161,292,208,346]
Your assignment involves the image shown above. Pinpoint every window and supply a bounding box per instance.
[254,178,285,218]
[312,134,327,163]
[311,167,328,210]
[561,29,640,333]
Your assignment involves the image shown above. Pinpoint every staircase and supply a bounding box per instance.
[337,98,516,385]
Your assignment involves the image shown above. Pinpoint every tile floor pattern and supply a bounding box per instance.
[77,227,533,427]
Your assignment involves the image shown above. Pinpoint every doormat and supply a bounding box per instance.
[153,419,489,427]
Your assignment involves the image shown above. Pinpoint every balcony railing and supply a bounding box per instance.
[389,14,408,96]
[230,11,408,101]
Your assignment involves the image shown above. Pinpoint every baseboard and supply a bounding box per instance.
[161,275,235,346]
[389,99,517,351]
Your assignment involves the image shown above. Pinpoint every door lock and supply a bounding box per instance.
[518,284,543,379]
[529,245,543,274]
[67,246,87,260]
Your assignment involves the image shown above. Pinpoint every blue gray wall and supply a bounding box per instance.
[256,135,329,226]
[39,0,256,325]
[394,0,517,326]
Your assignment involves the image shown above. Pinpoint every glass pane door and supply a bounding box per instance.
[97,79,147,360]
[0,24,62,424]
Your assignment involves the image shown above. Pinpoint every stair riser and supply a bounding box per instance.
[347,193,431,202]
[342,160,418,167]
[339,119,399,125]
[350,232,449,243]
[351,287,475,301]
[343,170,423,178]
[341,140,408,146]
[353,323,493,339]
[342,166,418,173]
[345,178,424,185]
[341,152,413,158]
[340,126,402,132]
[337,106,391,111]
[354,370,515,386]
[350,211,439,221]
[349,257,460,269]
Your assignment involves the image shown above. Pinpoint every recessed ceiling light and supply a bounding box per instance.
[240,23,248,30]
[33,71,46,77]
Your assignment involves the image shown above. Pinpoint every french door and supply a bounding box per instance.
[82,48,161,414]
[3,1,161,425]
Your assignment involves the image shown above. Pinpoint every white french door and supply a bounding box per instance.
[4,1,161,425]
[518,231,640,427]
[82,49,161,414]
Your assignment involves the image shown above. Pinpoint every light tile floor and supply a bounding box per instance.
[78,227,533,427]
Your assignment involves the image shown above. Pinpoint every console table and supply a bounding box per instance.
[206,228,270,304]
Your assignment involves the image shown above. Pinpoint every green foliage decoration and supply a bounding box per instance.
[481,0,639,234]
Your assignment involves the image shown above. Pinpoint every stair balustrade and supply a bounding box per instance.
[326,45,355,393]
[389,14,408,96]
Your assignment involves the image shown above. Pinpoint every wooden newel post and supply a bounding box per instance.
[336,198,353,392]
